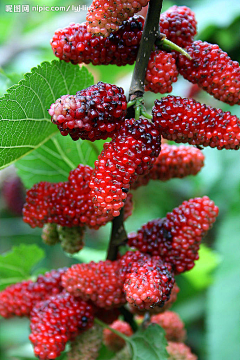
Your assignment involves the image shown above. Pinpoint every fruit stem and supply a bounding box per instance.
[141,111,152,120]
[107,207,128,260]
[127,100,136,108]
[129,0,164,99]
[157,38,192,60]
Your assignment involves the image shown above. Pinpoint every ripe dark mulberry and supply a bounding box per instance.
[160,6,197,49]
[89,118,161,218]
[132,143,204,189]
[48,82,127,141]
[151,311,186,342]
[145,50,179,94]
[152,95,240,150]
[177,41,240,105]
[0,268,67,318]
[51,16,144,66]
[128,196,219,274]
[123,256,175,310]
[86,0,149,36]
[29,292,94,360]
[23,164,133,230]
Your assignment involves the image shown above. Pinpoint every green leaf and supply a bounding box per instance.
[15,132,104,188]
[207,214,240,359]
[128,324,169,360]
[0,244,45,290]
[96,343,115,360]
[183,244,221,290]
[0,60,94,170]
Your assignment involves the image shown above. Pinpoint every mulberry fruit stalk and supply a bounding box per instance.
[50,16,144,66]
[29,292,94,360]
[86,0,149,37]
[0,268,67,318]
[177,40,240,105]
[145,50,179,94]
[132,143,204,189]
[152,95,240,150]
[48,82,127,141]
[160,6,197,49]
[128,196,219,274]
[89,118,161,218]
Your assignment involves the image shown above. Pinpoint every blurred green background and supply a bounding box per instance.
[0,0,240,359]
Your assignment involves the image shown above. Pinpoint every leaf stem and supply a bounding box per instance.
[129,0,164,98]
[157,38,192,60]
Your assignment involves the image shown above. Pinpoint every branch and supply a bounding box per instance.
[129,0,164,98]
[107,208,127,260]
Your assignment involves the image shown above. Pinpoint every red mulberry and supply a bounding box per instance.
[29,292,94,360]
[86,0,149,36]
[23,164,121,230]
[145,50,179,94]
[51,16,144,66]
[160,6,197,49]
[152,95,240,150]
[123,257,175,310]
[177,41,240,105]
[132,143,204,189]
[151,311,186,342]
[89,118,161,217]
[61,260,126,309]
[103,320,133,351]
[0,268,66,318]
[48,82,127,142]
[167,342,197,360]
[128,196,219,274]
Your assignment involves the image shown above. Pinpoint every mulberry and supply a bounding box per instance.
[167,342,197,360]
[152,95,240,150]
[177,41,240,105]
[29,292,94,360]
[103,320,133,351]
[128,196,219,274]
[145,50,179,94]
[41,223,60,245]
[48,82,127,141]
[0,268,67,318]
[57,225,85,254]
[160,6,197,49]
[89,118,161,217]
[86,0,149,37]
[51,16,144,66]
[151,311,186,342]
[132,143,204,189]
[123,257,175,310]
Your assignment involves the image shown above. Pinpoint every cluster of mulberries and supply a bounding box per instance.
[177,41,240,105]
[152,96,240,150]
[23,164,133,230]
[50,15,144,66]
[145,50,179,94]
[86,0,149,36]
[132,143,204,189]
[128,196,219,274]
[89,118,161,218]
[48,82,127,141]
[0,268,66,318]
